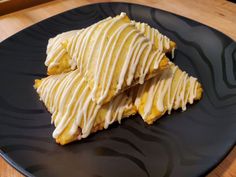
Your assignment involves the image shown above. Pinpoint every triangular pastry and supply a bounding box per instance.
[45,18,176,75]
[34,70,136,145]
[45,12,170,105]
[45,20,176,76]
[131,62,203,124]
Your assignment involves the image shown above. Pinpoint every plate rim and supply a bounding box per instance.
[0,149,34,177]
[0,2,235,45]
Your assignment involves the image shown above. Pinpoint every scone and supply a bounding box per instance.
[45,12,169,105]
[131,62,203,124]
[34,70,136,145]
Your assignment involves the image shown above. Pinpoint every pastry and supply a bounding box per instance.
[34,70,136,145]
[45,12,170,105]
[131,62,203,124]
[45,20,176,76]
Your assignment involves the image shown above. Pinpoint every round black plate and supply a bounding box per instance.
[0,2,235,177]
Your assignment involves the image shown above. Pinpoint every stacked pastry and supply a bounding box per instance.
[34,13,203,145]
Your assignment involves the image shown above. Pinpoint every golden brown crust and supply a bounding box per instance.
[196,83,203,100]
[47,53,71,75]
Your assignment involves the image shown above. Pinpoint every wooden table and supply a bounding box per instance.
[0,0,235,177]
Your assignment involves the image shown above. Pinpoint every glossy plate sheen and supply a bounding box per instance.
[0,3,235,177]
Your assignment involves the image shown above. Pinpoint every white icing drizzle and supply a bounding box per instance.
[171,48,175,59]
[138,42,153,84]
[36,70,134,140]
[116,29,138,90]
[100,24,132,95]
[135,62,200,121]
[92,15,131,101]
[126,37,149,85]
[133,21,171,52]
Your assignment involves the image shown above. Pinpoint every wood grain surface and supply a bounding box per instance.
[0,0,235,177]
[0,0,53,16]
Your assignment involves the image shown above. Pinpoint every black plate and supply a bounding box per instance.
[0,2,235,177]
